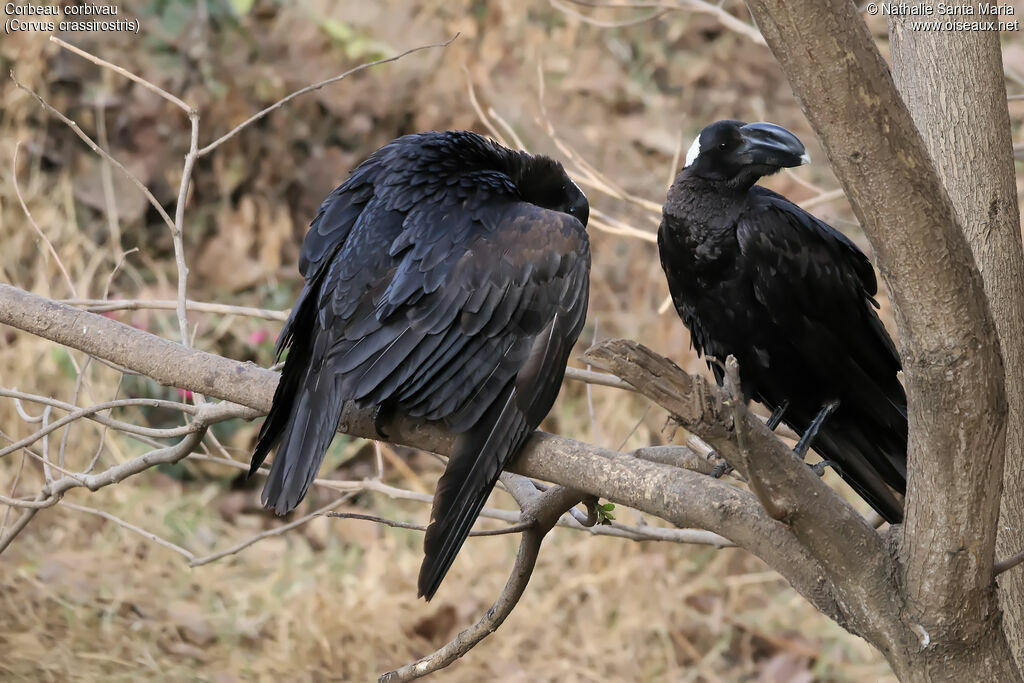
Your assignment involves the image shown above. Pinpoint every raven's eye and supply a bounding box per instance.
[568,207,576,214]
[718,142,728,151]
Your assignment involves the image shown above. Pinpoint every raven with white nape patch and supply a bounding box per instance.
[659,120,907,523]
[249,130,590,600]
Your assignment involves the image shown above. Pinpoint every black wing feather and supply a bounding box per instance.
[736,191,906,522]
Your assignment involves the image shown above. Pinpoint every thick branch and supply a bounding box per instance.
[584,339,895,636]
[0,283,842,625]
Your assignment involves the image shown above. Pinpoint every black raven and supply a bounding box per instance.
[249,130,590,600]
[658,120,906,523]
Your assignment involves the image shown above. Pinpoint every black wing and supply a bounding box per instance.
[738,188,902,406]
[736,189,906,521]
[251,161,589,597]
[415,207,589,599]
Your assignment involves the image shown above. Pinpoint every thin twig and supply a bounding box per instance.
[95,96,122,249]
[799,188,846,211]
[13,74,177,237]
[196,35,459,157]
[0,505,41,554]
[171,110,201,348]
[0,392,207,456]
[0,427,209,559]
[550,0,669,27]
[380,486,583,682]
[189,451,728,547]
[50,36,193,113]
[189,495,353,567]
[995,548,1024,576]
[325,511,534,537]
[12,72,177,232]
[12,143,77,296]
[61,502,196,561]
[381,528,546,682]
[464,67,509,147]
[561,0,766,45]
[60,297,290,321]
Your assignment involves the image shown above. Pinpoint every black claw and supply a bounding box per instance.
[372,404,391,439]
[710,460,734,478]
[810,459,835,477]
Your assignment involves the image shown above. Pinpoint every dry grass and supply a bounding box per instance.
[1,1,1021,680]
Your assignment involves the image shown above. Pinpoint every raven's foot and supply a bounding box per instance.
[809,459,839,477]
[708,462,733,479]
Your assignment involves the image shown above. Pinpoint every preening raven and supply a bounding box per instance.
[249,130,590,600]
[658,120,907,523]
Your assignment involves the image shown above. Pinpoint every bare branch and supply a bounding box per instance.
[0,505,41,554]
[11,71,176,232]
[0,427,208,554]
[170,110,200,347]
[49,36,193,113]
[380,485,583,682]
[189,495,353,567]
[0,392,214,455]
[61,501,196,561]
[46,35,199,344]
[558,0,766,45]
[325,512,534,538]
[550,0,668,28]
[0,283,839,622]
[61,298,290,321]
[996,549,1024,577]
[13,143,76,296]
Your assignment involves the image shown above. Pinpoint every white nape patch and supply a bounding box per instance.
[800,152,811,165]
[684,135,702,167]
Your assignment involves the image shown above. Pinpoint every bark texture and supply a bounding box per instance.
[888,22,1024,670]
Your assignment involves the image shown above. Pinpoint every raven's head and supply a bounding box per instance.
[516,156,590,227]
[683,120,809,189]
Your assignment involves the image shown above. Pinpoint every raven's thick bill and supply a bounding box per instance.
[659,120,907,523]
[249,130,591,599]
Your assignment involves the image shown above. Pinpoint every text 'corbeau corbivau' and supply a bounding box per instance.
[658,120,907,523]
[249,130,591,600]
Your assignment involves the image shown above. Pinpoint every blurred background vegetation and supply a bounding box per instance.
[1,1,1022,680]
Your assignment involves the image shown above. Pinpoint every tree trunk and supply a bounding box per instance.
[888,22,1024,670]
[743,0,1018,678]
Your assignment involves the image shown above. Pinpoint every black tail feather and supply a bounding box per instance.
[417,386,531,600]
[249,279,341,514]
[260,371,345,514]
[249,338,310,478]
[812,414,906,524]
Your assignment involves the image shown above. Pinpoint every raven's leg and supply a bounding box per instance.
[764,400,789,431]
[793,399,840,461]
[710,400,790,478]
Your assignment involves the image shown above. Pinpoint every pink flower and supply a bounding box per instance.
[177,388,194,401]
[248,329,271,346]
